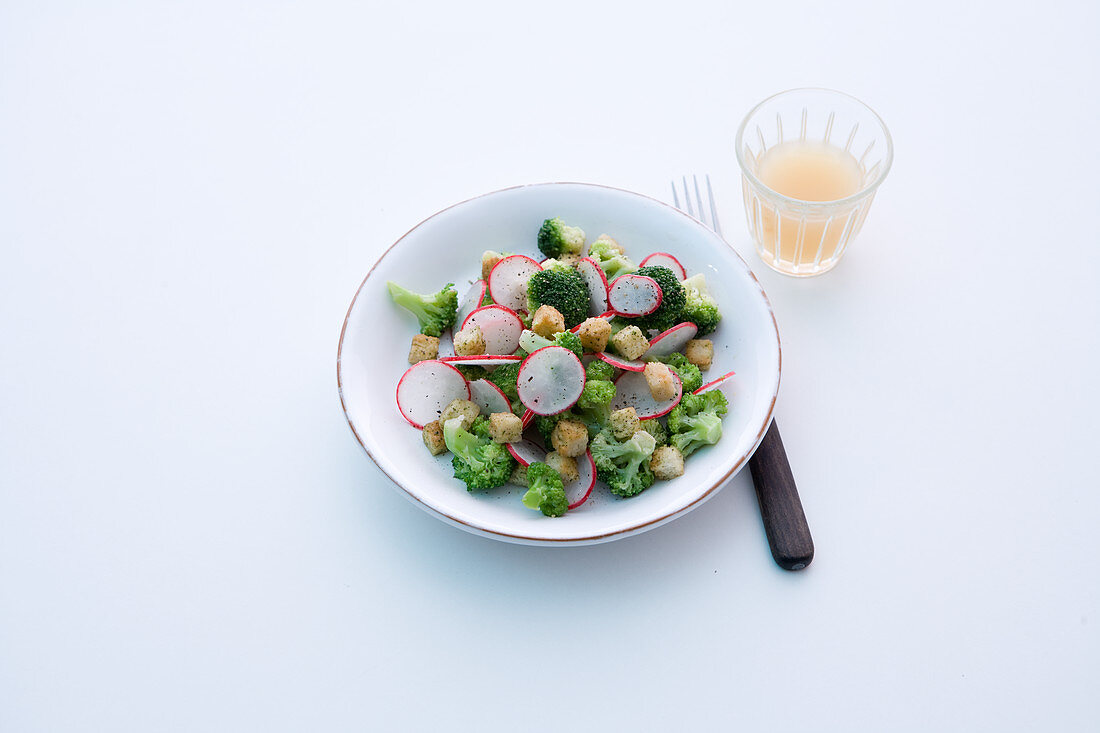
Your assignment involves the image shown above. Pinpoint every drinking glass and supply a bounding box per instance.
[736,88,892,276]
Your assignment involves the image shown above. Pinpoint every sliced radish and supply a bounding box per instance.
[460,305,523,355]
[437,328,454,358]
[639,252,687,280]
[507,439,546,467]
[610,369,682,418]
[645,322,699,357]
[520,408,535,429]
[516,346,586,416]
[694,370,736,395]
[395,360,471,429]
[456,280,488,328]
[576,256,610,316]
[488,255,542,313]
[596,351,646,372]
[440,354,523,367]
[608,274,662,317]
[469,379,511,415]
[567,451,596,510]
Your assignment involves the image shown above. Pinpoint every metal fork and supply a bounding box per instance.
[671,175,814,571]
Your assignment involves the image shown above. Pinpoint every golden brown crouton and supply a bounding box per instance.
[408,334,440,364]
[643,362,677,401]
[650,445,685,480]
[439,399,480,430]
[685,339,714,371]
[610,325,650,361]
[509,463,529,487]
[488,412,523,443]
[550,418,589,458]
[453,325,486,356]
[610,407,640,441]
[575,317,611,353]
[545,451,579,484]
[422,420,446,455]
[558,254,581,268]
[532,305,566,338]
[594,234,624,254]
[481,250,504,281]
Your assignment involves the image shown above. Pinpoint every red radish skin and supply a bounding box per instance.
[609,369,682,418]
[460,305,523,355]
[567,451,596,510]
[576,256,610,316]
[506,439,546,467]
[488,255,542,313]
[607,274,662,317]
[516,346,587,416]
[456,280,488,328]
[395,360,472,429]
[639,252,687,280]
[469,379,512,415]
[595,351,646,372]
[645,322,699,357]
[521,409,535,428]
[694,370,736,395]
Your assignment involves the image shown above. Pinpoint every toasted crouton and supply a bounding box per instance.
[575,317,611,352]
[610,407,640,441]
[685,339,714,371]
[482,250,504,281]
[551,419,589,458]
[558,254,581,268]
[488,412,523,443]
[650,445,685,480]
[439,399,479,430]
[532,305,566,338]
[453,325,486,356]
[509,463,529,487]
[422,420,446,455]
[408,334,440,364]
[611,325,650,361]
[545,451,579,484]
[643,362,677,401]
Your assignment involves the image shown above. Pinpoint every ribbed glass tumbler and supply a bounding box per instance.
[736,88,892,277]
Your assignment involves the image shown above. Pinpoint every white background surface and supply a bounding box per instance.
[2,1,1098,730]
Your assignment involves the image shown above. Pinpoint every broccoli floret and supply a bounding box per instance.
[480,288,494,307]
[680,274,722,336]
[585,359,615,383]
[631,266,685,333]
[518,328,584,357]
[608,316,632,336]
[453,363,489,382]
[667,390,729,457]
[386,281,458,338]
[534,413,566,446]
[589,428,657,497]
[526,268,589,329]
[537,217,586,259]
[654,352,703,393]
[588,238,638,280]
[522,461,569,517]
[487,362,521,401]
[470,416,492,441]
[637,418,668,447]
[538,258,574,273]
[443,417,515,491]
[574,378,616,436]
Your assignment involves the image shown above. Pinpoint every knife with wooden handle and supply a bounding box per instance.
[748,420,814,570]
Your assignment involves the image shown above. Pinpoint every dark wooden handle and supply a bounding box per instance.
[748,420,814,571]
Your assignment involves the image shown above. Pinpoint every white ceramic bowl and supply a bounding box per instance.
[338,183,781,546]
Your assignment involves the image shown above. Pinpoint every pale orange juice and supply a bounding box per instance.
[750,140,867,268]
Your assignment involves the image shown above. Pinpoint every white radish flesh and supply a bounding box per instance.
[437,329,454,357]
[516,346,586,416]
[440,354,522,368]
[567,451,596,510]
[456,280,488,329]
[469,379,512,415]
[608,274,662,317]
[694,370,736,395]
[461,305,523,355]
[576,256,610,316]
[639,252,687,280]
[645,322,699,357]
[595,351,646,372]
[488,255,542,313]
[395,360,471,429]
[610,369,682,418]
[506,439,546,467]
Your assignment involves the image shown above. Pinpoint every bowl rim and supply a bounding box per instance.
[336,181,782,544]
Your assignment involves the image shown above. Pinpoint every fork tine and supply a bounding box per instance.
[693,176,706,227]
[682,176,695,217]
[671,181,681,210]
[706,174,722,237]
